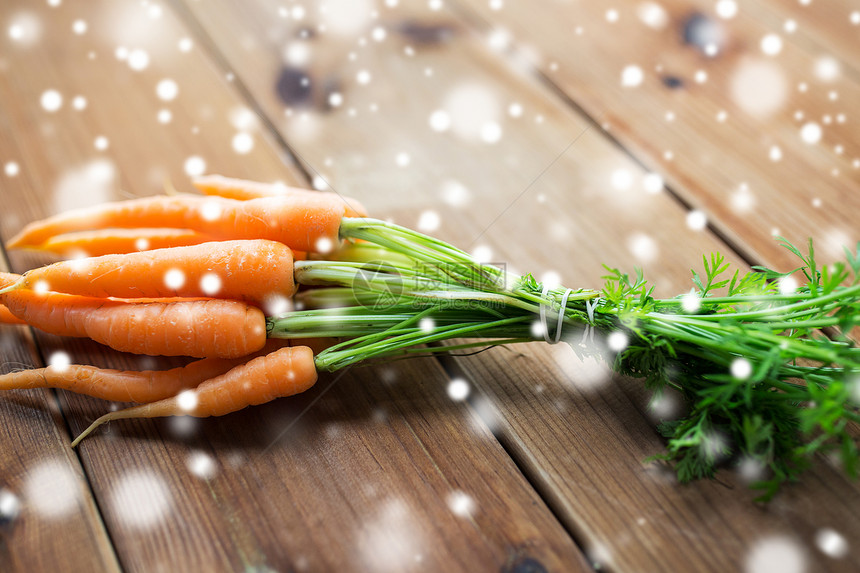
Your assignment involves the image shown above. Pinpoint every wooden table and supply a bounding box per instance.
[1,1,858,571]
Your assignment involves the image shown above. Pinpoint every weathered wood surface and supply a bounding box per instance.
[1,0,858,571]
[0,0,587,571]
[456,0,860,270]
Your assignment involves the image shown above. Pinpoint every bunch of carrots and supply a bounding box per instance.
[3,174,859,498]
[0,175,366,445]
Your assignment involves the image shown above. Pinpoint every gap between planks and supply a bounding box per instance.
[166,0,600,568]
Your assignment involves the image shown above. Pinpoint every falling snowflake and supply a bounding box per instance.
[110,471,172,529]
[447,378,470,401]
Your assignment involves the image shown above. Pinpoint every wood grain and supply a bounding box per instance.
[179,0,860,570]
[454,0,860,270]
[0,259,119,571]
[0,0,589,570]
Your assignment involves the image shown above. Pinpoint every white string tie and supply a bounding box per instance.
[581,297,598,345]
[540,286,574,344]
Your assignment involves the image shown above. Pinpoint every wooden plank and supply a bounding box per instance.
[754,0,860,73]
[0,258,119,572]
[0,0,588,570]
[180,0,860,571]
[454,0,860,270]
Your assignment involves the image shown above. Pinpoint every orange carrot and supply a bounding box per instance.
[0,290,266,358]
[7,194,347,253]
[0,273,25,324]
[193,174,368,218]
[0,304,25,325]
[35,228,217,257]
[8,240,296,307]
[71,345,318,446]
[0,340,290,403]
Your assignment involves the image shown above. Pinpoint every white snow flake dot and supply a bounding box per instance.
[48,0,62,6]
[0,489,21,522]
[72,20,87,35]
[328,92,343,107]
[371,26,386,42]
[637,2,668,29]
[110,471,172,529]
[642,173,663,193]
[200,273,221,295]
[200,201,222,222]
[508,102,523,117]
[419,317,435,333]
[778,276,798,295]
[441,180,471,207]
[184,155,206,176]
[395,152,411,167]
[176,390,198,412]
[695,70,708,83]
[628,233,658,263]
[608,331,629,352]
[187,452,217,480]
[852,12,860,25]
[231,132,254,154]
[611,169,633,190]
[447,379,470,401]
[34,280,50,294]
[815,528,848,558]
[769,145,782,161]
[621,65,644,87]
[315,237,334,253]
[135,238,150,251]
[814,57,840,82]
[356,70,371,85]
[472,245,493,263]
[480,121,502,143]
[48,351,72,372]
[41,90,63,112]
[784,19,797,33]
[429,110,451,132]
[72,96,87,110]
[429,0,443,10]
[760,34,783,56]
[606,9,619,22]
[489,0,503,10]
[127,49,150,71]
[715,0,738,19]
[686,210,707,230]
[157,109,172,124]
[681,291,701,312]
[156,79,179,101]
[800,122,822,144]
[5,162,20,177]
[178,38,193,52]
[447,491,476,517]
[417,210,440,232]
[731,358,752,380]
[94,136,109,151]
[164,268,186,290]
[746,536,807,573]
[25,460,79,518]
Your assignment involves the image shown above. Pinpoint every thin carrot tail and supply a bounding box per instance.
[0,281,22,295]
[71,405,153,447]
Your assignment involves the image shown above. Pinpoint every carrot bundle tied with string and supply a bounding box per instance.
[3,239,296,307]
[71,345,318,446]
[0,290,266,358]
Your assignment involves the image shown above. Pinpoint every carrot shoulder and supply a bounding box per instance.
[193,174,368,218]
[11,240,296,306]
[0,291,266,358]
[71,345,318,446]
[7,194,345,253]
